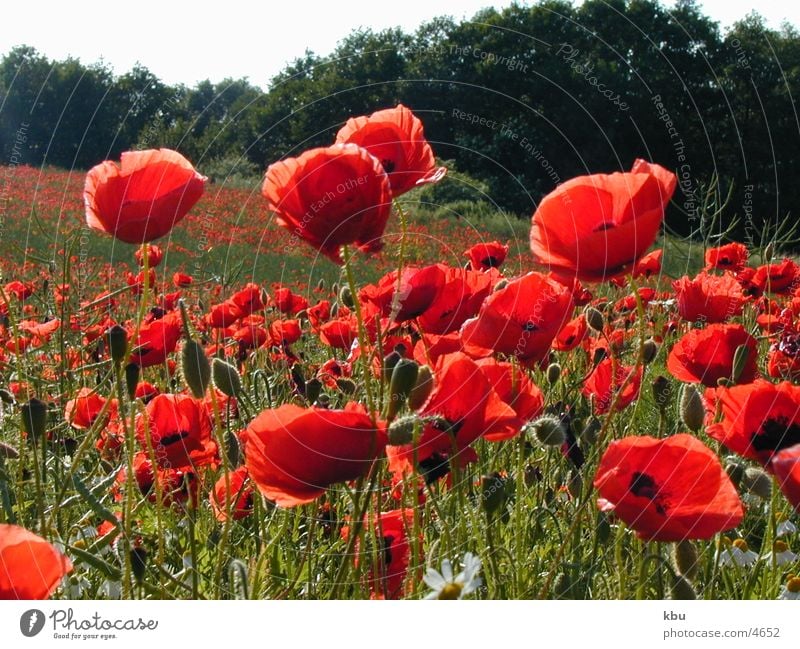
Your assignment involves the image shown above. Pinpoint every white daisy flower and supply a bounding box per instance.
[763,541,798,566]
[778,577,800,600]
[424,552,482,600]
[777,519,798,537]
[718,539,758,567]
[101,579,121,599]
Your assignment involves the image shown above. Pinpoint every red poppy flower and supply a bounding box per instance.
[476,358,544,440]
[128,310,182,368]
[753,259,800,295]
[0,524,73,599]
[417,266,496,335]
[706,380,800,466]
[673,272,746,323]
[593,434,743,541]
[705,243,748,272]
[64,387,108,430]
[319,317,358,350]
[390,352,518,470]
[335,104,445,196]
[210,466,254,522]
[552,314,588,352]
[768,329,800,380]
[582,357,642,414]
[242,402,386,507]
[230,283,266,317]
[307,300,332,328]
[666,324,759,387]
[465,241,509,271]
[134,244,163,268]
[460,271,573,365]
[268,319,302,347]
[84,149,206,244]
[262,144,391,264]
[117,452,202,508]
[173,272,193,288]
[136,393,218,470]
[207,301,244,329]
[341,508,416,599]
[360,265,446,323]
[530,159,676,281]
[271,286,309,315]
[770,444,800,513]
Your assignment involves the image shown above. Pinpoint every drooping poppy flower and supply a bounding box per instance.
[593,434,743,541]
[341,508,416,600]
[262,144,392,264]
[389,352,518,471]
[84,149,206,243]
[530,159,676,281]
[210,466,254,522]
[460,271,573,366]
[582,357,642,414]
[0,524,73,599]
[242,402,386,507]
[666,324,759,387]
[135,393,218,470]
[705,243,748,272]
[335,104,445,196]
[771,445,800,513]
[706,380,800,466]
[673,272,746,323]
[476,358,544,440]
[465,241,509,271]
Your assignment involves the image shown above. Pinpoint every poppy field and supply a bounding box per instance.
[2,104,800,602]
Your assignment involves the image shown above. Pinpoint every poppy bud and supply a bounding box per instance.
[388,414,419,445]
[338,285,354,309]
[0,441,20,459]
[305,378,322,405]
[592,347,607,365]
[567,470,583,499]
[131,546,148,584]
[672,539,699,581]
[731,344,750,383]
[291,365,306,395]
[742,467,772,499]
[554,572,573,599]
[387,358,419,421]
[580,417,601,445]
[331,282,339,295]
[212,357,242,397]
[716,377,733,387]
[679,384,704,432]
[725,460,745,488]
[181,339,211,398]
[336,378,357,395]
[316,278,326,291]
[493,278,509,292]
[764,242,774,263]
[528,414,566,447]
[670,573,697,600]
[295,309,308,321]
[584,306,604,332]
[106,325,128,364]
[481,472,507,519]
[652,375,672,412]
[0,389,15,405]
[596,511,611,544]
[643,338,659,364]
[315,393,331,408]
[330,302,339,318]
[524,464,542,488]
[408,364,434,411]
[382,350,402,384]
[20,398,48,442]
[546,362,561,385]
[125,363,140,401]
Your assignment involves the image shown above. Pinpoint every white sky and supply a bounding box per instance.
[0,1,796,88]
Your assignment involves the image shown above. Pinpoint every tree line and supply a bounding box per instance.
[2,0,799,240]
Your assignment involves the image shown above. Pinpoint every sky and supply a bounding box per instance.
[0,1,796,88]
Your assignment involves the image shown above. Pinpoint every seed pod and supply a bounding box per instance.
[387,358,419,421]
[106,324,128,364]
[20,398,48,442]
[181,339,211,398]
[125,363,140,401]
[670,573,697,600]
[742,467,772,499]
[584,306,604,332]
[388,414,419,445]
[652,375,672,412]
[528,414,566,447]
[546,363,561,385]
[643,338,659,364]
[672,539,699,581]
[212,358,242,397]
[408,364,434,411]
[679,383,704,432]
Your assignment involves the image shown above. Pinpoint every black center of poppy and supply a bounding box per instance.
[753,417,800,454]
[381,159,396,174]
[382,534,394,567]
[629,471,667,515]
[522,320,539,332]
[160,431,190,446]
[482,256,500,268]
[593,221,615,232]
[418,452,450,484]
